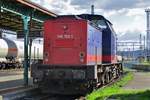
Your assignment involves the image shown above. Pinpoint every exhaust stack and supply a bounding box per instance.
[91,5,94,15]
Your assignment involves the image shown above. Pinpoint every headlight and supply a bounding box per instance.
[79,52,85,63]
[33,78,38,83]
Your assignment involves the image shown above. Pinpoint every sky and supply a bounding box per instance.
[31,0,150,42]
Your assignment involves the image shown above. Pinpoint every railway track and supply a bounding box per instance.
[22,93,85,100]
[17,93,84,100]
[0,86,83,100]
[0,68,23,72]
[0,86,39,100]
[42,76,122,100]
[102,75,122,88]
[21,93,50,100]
[0,69,23,78]
[0,75,123,100]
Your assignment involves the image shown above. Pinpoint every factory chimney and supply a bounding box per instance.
[91,5,94,15]
[145,9,150,60]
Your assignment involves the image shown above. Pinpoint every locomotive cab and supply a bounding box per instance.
[78,14,117,63]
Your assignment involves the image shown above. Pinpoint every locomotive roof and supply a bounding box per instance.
[56,14,112,25]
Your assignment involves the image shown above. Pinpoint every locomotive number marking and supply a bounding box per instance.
[57,34,74,39]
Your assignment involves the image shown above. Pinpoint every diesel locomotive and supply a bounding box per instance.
[31,14,123,94]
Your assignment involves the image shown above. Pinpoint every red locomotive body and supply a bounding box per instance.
[44,16,102,65]
[44,17,87,65]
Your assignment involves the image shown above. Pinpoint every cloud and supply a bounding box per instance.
[70,0,150,10]
[92,8,146,36]
[94,0,135,10]
[126,8,145,16]
[31,0,149,42]
[118,30,146,41]
[61,0,150,12]
[70,0,93,9]
[32,0,87,14]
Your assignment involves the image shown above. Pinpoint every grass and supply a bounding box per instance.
[86,71,150,100]
[109,90,150,100]
[86,72,133,100]
[142,62,150,66]
[141,60,150,66]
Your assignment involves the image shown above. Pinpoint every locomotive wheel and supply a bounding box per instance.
[120,64,123,74]
[87,85,94,93]
[115,67,120,78]
[105,72,110,84]
[116,68,120,78]
[101,73,105,85]
[109,71,113,81]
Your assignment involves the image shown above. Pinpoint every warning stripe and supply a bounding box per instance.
[87,54,102,63]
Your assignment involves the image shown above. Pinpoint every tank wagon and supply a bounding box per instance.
[0,38,43,69]
[31,14,123,94]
